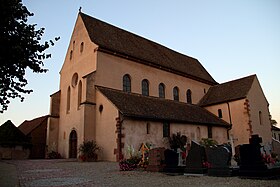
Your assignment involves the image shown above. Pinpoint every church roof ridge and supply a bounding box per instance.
[79,12,217,85]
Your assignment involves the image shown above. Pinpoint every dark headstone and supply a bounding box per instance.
[239,134,271,177]
[185,141,207,174]
[206,145,232,176]
[163,149,185,173]
[146,147,165,172]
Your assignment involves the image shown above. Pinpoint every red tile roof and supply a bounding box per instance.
[97,86,230,128]
[18,115,48,135]
[80,13,217,85]
[199,75,256,107]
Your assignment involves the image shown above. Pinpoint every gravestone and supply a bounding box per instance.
[239,134,267,177]
[184,141,207,174]
[163,149,185,173]
[146,147,165,172]
[205,145,232,176]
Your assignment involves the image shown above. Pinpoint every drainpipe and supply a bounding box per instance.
[227,102,233,139]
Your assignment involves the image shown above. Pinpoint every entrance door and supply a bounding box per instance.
[69,130,77,158]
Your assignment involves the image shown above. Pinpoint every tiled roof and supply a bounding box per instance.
[0,120,31,146]
[199,75,256,106]
[97,86,230,128]
[18,115,48,135]
[272,125,280,131]
[80,13,217,85]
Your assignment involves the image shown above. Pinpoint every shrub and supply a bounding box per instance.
[47,151,62,159]
[78,140,100,161]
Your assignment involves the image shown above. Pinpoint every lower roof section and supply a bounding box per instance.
[97,86,230,128]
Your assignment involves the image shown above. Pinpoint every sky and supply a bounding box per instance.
[1,0,280,127]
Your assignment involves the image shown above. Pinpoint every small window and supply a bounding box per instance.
[70,50,73,60]
[163,122,170,137]
[142,79,149,96]
[259,111,263,125]
[207,126,212,138]
[80,42,84,53]
[77,81,82,109]
[186,89,192,104]
[146,123,150,134]
[158,83,165,98]
[73,41,75,50]
[123,74,131,92]
[218,109,223,118]
[173,87,179,101]
[67,86,71,113]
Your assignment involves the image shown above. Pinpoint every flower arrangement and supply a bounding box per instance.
[78,140,100,162]
[119,145,141,171]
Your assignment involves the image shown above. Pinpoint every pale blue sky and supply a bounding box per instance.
[1,0,280,127]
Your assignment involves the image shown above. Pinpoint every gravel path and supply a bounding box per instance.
[1,159,280,187]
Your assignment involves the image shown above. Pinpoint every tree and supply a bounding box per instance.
[271,119,278,126]
[0,0,59,113]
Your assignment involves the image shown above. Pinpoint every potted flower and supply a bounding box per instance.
[78,140,100,162]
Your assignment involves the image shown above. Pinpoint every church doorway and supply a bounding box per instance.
[69,130,77,158]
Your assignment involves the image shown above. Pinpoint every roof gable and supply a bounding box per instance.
[199,75,256,106]
[0,120,30,146]
[18,115,48,135]
[97,86,230,127]
[80,13,216,85]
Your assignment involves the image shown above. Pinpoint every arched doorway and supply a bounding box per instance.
[69,130,77,158]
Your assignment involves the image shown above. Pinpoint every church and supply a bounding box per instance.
[46,12,271,161]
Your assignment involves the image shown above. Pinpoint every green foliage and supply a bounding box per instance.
[168,132,187,151]
[0,0,59,112]
[199,138,218,147]
[78,140,100,161]
[47,151,62,159]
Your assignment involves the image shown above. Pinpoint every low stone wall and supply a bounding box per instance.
[0,146,30,160]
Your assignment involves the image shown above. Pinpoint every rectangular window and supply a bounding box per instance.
[163,122,170,137]
[207,126,212,138]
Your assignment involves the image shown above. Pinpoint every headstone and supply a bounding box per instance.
[239,135,267,173]
[238,134,280,179]
[146,147,165,172]
[184,141,207,174]
[205,145,232,176]
[163,149,185,173]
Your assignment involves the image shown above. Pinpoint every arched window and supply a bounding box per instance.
[218,109,223,118]
[77,81,82,110]
[196,127,201,141]
[142,79,149,96]
[186,89,192,104]
[123,74,131,92]
[173,86,179,101]
[67,86,71,113]
[70,50,73,60]
[259,111,263,125]
[158,83,165,98]
[146,123,151,134]
[80,42,84,53]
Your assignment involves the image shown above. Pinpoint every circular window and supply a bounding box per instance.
[71,73,78,87]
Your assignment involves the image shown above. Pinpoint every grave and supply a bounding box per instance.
[184,141,207,174]
[205,145,232,177]
[239,134,280,178]
[146,147,165,172]
[163,149,185,173]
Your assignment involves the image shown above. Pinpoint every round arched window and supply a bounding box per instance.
[71,73,78,88]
